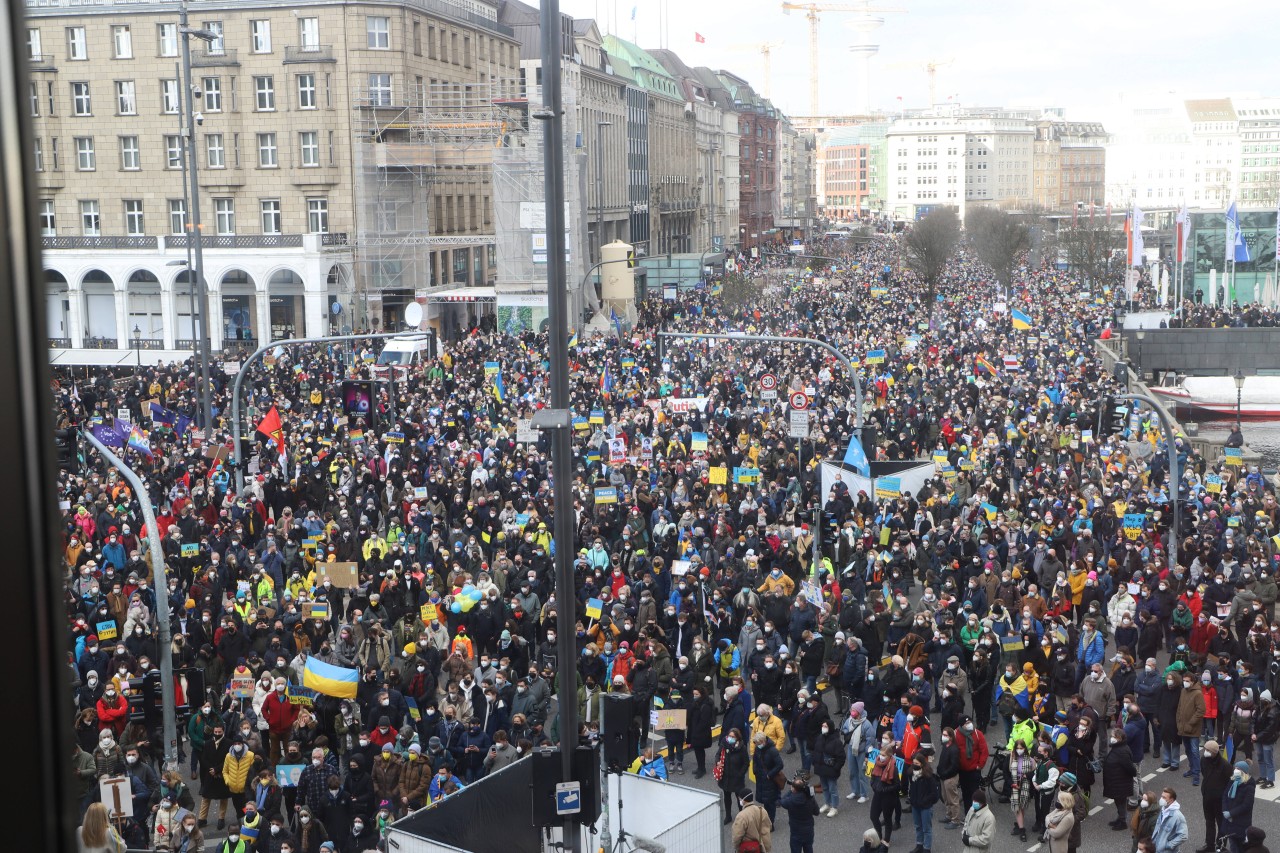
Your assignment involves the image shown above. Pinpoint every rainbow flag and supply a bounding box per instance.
[127,424,153,459]
[303,656,358,699]
[1011,309,1033,330]
[975,355,1000,376]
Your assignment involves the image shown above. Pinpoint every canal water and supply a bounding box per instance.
[1194,419,1280,472]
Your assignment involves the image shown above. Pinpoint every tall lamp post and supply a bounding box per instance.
[1234,369,1245,429]
[1134,328,1146,383]
[132,324,142,376]
[178,4,218,434]
[595,120,611,264]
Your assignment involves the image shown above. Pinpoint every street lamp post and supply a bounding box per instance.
[595,120,611,264]
[132,324,142,376]
[177,3,218,434]
[1134,328,1146,383]
[1234,369,1245,430]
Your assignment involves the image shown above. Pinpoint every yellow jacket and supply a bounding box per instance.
[749,713,786,754]
[222,749,256,794]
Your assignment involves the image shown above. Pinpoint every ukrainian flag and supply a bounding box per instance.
[492,371,505,403]
[303,656,359,699]
[996,673,1030,710]
[568,331,579,348]
[981,502,998,521]
[1011,309,1033,330]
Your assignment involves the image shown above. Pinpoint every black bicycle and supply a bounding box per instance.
[981,745,1012,803]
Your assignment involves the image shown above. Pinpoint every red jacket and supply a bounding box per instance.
[261,691,300,735]
[96,695,128,735]
[955,727,988,772]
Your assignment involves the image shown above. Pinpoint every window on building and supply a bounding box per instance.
[168,199,187,235]
[115,80,135,115]
[307,198,329,233]
[50,136,59,170]
[251,20,271,53]
[368,73,392,106]
[120,135,140,170]
[33,138,43,171]
[367,16,390,49]
[257,132,277,167]
[299,131,319,166]
[123,199,144,236]
[203,77,221,111]
[298,17,319,50]
[297,74,316,109]
[28,82,38,116]
[80,200,100,235]
[27,27,42,59]
[158,23,178,57]
[164,134,182,169]
[203,21,224,55]
[205,133,224,168]
[161,79,180,114]
[112,25,132,59]
[71,82,91,115]
[66,26,86,60]
[254,76,275,110]
[74,136,95,170]
[214,198,235,235]
[260,199,281,234]
[39,200,55,236]
[413,21,422,55]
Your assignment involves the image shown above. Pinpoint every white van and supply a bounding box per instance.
[373,334,436,376]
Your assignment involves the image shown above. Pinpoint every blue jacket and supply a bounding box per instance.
[1152,801,1188,853]
[1078,630,1105,667]
[1123,712,1147,763]
[722,696,748,742]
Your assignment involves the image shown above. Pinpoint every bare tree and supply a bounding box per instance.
[718,271,760,309]
[965,206,1030,292]
[903,207,961,319]
[1059,219,1122,290]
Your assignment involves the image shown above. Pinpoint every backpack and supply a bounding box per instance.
[998,691,1019,717]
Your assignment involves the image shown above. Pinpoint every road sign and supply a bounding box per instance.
[555,781,582,816]
[789,391,809,410]
[760,373,778,401]
[789,410,810,439]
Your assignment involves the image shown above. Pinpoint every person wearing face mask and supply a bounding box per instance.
[1176,669,1207,786]
[811,714,846,816]
[1136,658,1165,750]
[222,736,261,814]
[294,806,329,853]
[955,716,989,810]
[1043,790,1075,853]
[1220,760,1257,853]
[715,727,750,824]
[1102,728,1138,829]
[95,682,129,738]
[1199,739,1232,853]
[174,812,206,853]
[345,811,378,853]
[260,676,299,767]
[1152,788,1188,853]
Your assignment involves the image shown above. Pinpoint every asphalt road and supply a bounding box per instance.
[637,712,1280,853]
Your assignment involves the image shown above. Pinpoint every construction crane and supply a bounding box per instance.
[885,55,954,108]
[782,1,905,119]
[725,42,786,98]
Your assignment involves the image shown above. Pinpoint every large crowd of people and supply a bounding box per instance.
[57,230,1280,853]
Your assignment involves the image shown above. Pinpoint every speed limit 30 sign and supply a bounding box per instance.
[760,373,778,400]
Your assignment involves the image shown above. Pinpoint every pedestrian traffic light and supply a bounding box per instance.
[54,428,79,473]
[1102,396,1128,435]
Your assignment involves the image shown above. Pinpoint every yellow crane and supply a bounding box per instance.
[885,55,954,108]
[782,1,905,118]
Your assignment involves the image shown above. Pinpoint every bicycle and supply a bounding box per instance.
[981,745,1012,803]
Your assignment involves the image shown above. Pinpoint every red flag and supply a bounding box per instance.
[256,405,285,450]
[694,32,706,43]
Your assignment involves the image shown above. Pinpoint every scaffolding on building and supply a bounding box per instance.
[351,81,518,330]
[491,78,597,329]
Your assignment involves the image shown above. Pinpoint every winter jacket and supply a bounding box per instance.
[962,804,996,853]
[1177,686,1206,738]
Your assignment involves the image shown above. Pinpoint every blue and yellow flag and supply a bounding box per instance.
[492,371,505,403]
[1011,309,1033,330]
[303,656,359,699]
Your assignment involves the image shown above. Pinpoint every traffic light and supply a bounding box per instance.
[54,428,79,473]
[1102,396,1129,435]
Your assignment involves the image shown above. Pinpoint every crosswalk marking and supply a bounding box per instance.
[1089,805,1105,815]
[1026,844,1042,852]
[1142,773,1157,781]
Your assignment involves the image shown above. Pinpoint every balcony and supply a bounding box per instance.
[191,48,238,67]
[168,234,303,250]
[48,337,71,348]
[284,44,335,63]
[290,166,341,188]
[28,53,55,70]
[321,232,349,247]
[85,337,118,350]
[42,236,156,250]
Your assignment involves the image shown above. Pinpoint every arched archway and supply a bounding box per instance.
[266,269,304,341]
[45,270,70,346]
[219,268,257,346]
[80,269,117,347]
[125,270,163,345]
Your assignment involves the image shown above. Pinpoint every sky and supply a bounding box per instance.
[554,0,1279,124]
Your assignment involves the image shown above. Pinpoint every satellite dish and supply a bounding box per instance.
[404,302,423,327]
